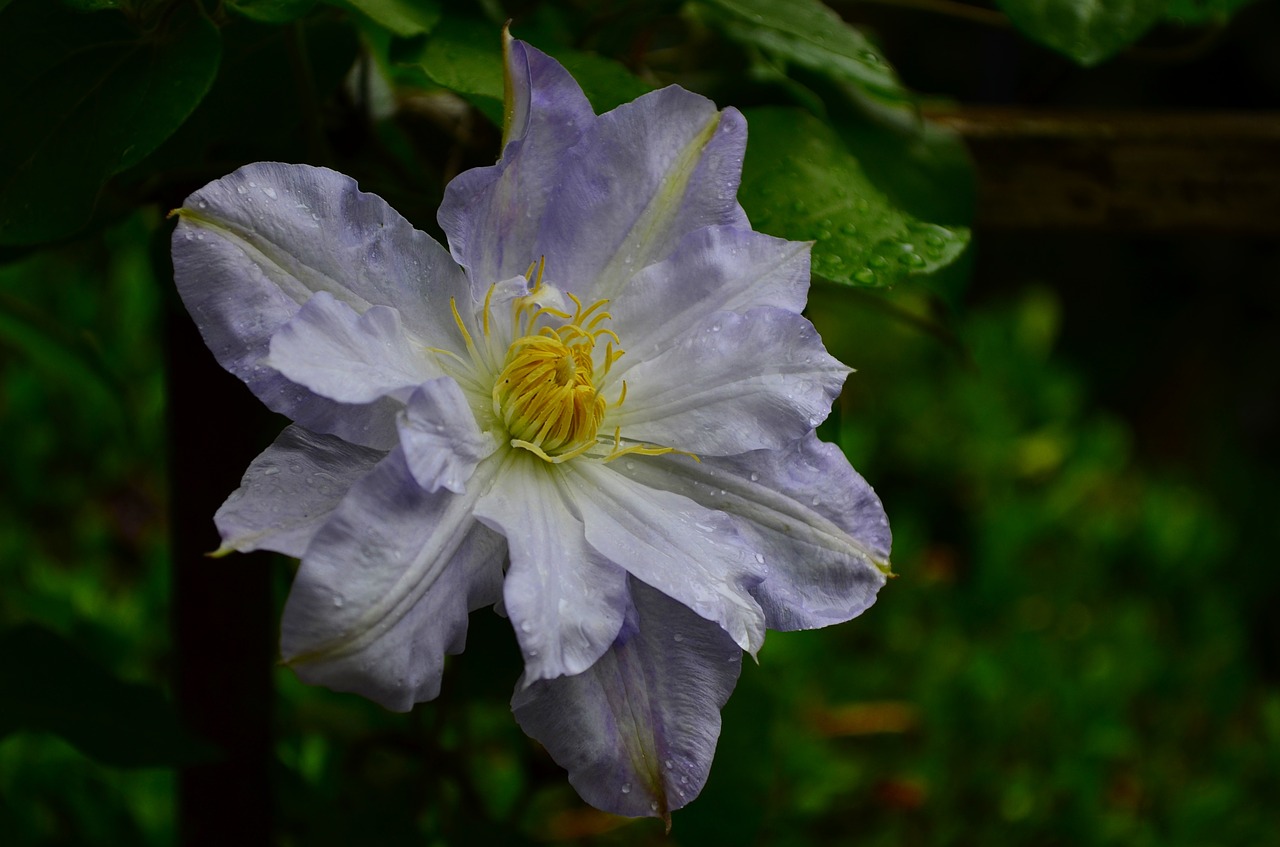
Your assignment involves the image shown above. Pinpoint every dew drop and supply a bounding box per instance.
[262,186,278,200]
[621,783,632,794]
[680,775,689,784]
[750,472,760,482]
[332,595,344,608]
[625,461,636,471]
[650,801,659,812]
[812,496,822,506]
[665,759,674,769]
[520,621,532,633]
[853,269,877,285]
[674,633,684,643]
[755,553,765,564]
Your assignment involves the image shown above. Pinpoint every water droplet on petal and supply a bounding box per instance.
[755,553,765,564]
[812,496,822,506]
[332,595,344,608]
[650,801,659,812]
[520,621,532,633]
[750,472,760,482]
[262,186,277,200]
[665,759,674,769]
[674,633,684,643]
[621,783,632,794]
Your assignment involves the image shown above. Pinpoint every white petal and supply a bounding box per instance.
[534,90,750,299]
[265,291,438,405]
[613,308,850,455]
[214,425,385,557]
[474,453,629,683]
[281,449,505,711]
[613,435,890,630]
[174,163,471,446]
[563,461,767,654]
[397,378,497,494]
[608,226,811,364]
[512,578,741,820]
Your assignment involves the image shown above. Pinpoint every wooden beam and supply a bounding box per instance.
[926,108,1280,234]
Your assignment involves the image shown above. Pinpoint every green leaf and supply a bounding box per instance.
[994,0,1166,66]
[693,0,912,106]
[1165,0,1258,24]
[0,625,216,768]
[739,108,968,288]
[334,0,441,37]
[59,0,121,9]
[412,15,504,123]
[0,1,220,245]
[229,0,318,23]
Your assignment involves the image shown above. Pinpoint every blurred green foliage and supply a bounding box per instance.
[1,0,1278,844]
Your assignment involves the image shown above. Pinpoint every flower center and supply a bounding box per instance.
[493,317,609,460]
[437,258,696,466]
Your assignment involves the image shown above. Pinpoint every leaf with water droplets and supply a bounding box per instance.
[693,0,912,108]
[740,108,969,288]
[994,0,1166,66]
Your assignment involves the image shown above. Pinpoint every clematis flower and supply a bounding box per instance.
[171,34,891,820]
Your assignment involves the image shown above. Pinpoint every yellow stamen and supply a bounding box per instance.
[440,258,698,466]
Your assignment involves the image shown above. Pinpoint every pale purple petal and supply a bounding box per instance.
[214,425,385,557]
[397,378,497,494]
[281,449,505,711]
[264,292,438,405]
[563,462,766,654]
[614,434,890,631]
[608,226,811,363]
[512,578,741,820]
[534,90,749,299]
[473,453,629,683]
[438,40,594,288]
[613,308,850,456]
[174,162,470,447]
